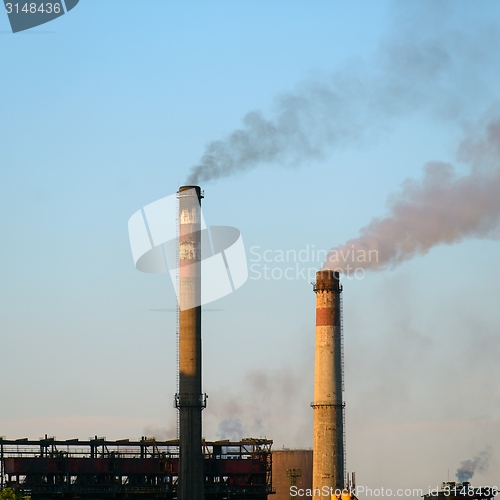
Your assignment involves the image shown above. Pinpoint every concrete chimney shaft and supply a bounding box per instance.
[312,270,344,494]
[176,185,205,500]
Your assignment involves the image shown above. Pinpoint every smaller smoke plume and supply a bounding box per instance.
[205,357,314,448]
[217,417,246,441]
[456,448,492,483]
[324,118,500,272]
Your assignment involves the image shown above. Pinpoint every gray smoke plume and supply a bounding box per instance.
[456,448,492,483]
[216,417,246,441]
[204,356,314,448]
[186,2,498,184]
[323,118,500,272]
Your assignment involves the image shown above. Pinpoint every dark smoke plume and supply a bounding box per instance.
[186,2,498,184]
[456,448,492,483]
[324,118,500,272]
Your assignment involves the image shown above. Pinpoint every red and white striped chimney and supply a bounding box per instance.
[312,270,345,495]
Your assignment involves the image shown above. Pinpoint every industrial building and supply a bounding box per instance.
[271,450,312,499]
[0,436,273,499]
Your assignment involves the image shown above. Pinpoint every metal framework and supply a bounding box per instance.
[339,292,346,481]
[0,436,274,500]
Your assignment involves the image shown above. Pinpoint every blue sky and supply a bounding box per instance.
[1,0,500,494]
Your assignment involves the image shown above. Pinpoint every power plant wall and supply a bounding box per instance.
[272,449,313,500]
